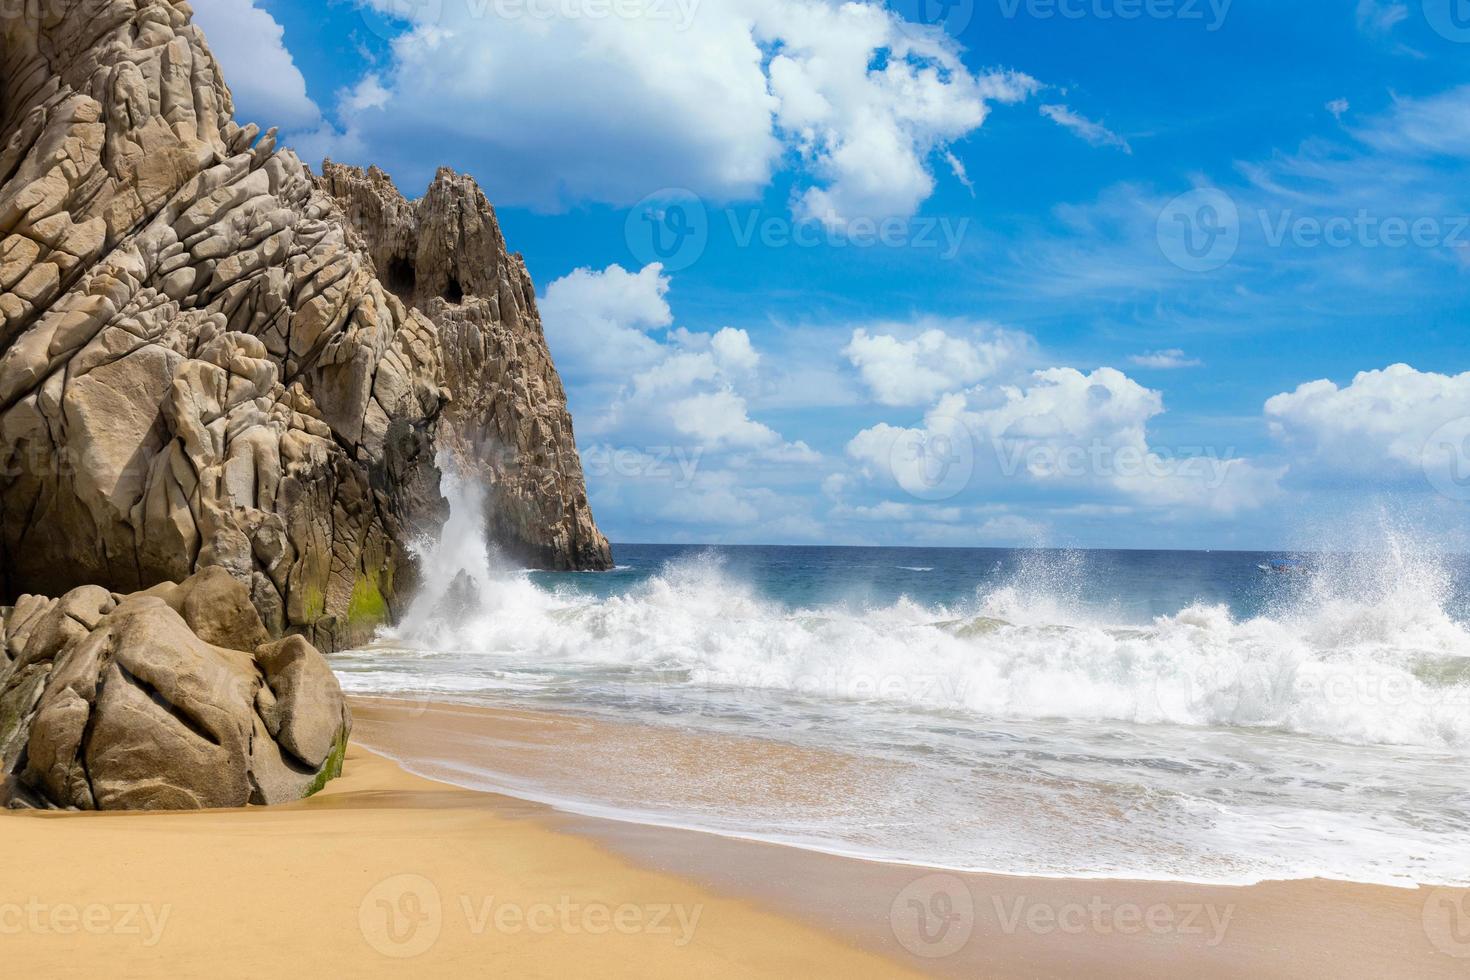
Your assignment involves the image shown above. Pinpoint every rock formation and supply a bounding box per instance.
[0,0,610,654]
[0,568,350,809]
[317,163,612,571]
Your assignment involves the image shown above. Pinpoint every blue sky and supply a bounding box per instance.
[194,0,1470,551]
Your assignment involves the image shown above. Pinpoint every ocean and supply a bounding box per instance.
[332,478,1470,888]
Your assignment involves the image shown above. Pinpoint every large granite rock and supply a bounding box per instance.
[317,163,612,571]
[0,569,349,810]
[0,0,447,651]
[0,1,612,650]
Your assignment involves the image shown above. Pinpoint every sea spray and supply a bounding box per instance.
[337,505,1470,886]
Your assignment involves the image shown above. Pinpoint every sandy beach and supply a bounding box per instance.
[0,698,1464,977]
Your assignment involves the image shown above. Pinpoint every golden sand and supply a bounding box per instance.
[1,698,1465,979]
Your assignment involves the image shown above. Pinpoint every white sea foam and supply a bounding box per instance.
[374,537,1470,750]
[333,476,1470,886]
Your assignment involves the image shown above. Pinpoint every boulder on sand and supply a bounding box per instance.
[0,570,349,810]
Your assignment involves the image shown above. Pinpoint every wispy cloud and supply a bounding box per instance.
[1354,0,1409,35]
[1129,349,1203,369]
[1040,104,1132,154]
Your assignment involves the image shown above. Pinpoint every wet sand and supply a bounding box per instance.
[351,697,1470,979]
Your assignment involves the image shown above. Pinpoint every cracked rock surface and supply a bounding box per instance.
[0,567,350,810]
[0,1,610,651]
[318,162,612,572]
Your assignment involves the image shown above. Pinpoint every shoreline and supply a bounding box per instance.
[0,697,1464,977]
[346,696,1449,892]
[348,697,1470,978]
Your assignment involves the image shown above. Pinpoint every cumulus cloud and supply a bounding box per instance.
[539,263,672,383]
[1128,349,1202,370]
[1039,104,1131,153]
[539,263,814,461]
[309,0,1038,222]
[847,367,1282,514]
[843,321,1032,406]
[671,390,782,450]
[192,0,322,130]
[1265,363,1470,476]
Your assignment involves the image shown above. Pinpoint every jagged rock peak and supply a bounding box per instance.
[318,161,612,572]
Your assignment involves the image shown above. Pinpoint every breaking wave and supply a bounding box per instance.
[378,492,1470,752]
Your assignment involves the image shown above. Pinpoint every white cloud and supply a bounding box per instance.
[539,263,672,382]
[1326,98,1350,120]
[1357,85,1470,159]
[1128,349,1202,370]
[847,367,1282,514]
[539,264,810,461]
[192,0,322,130]
[312,0,1039,221]
[1039,104,1131,154]
[1265,363,1470,475]
[843,321,1031,406]
[671,390,781,449]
